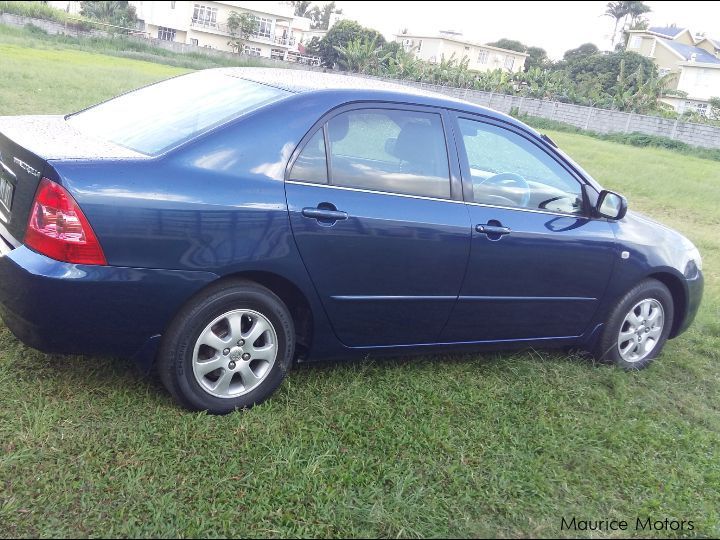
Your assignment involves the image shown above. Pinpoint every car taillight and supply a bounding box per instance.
[25,178,107,265]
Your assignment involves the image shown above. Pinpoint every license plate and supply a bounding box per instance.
[0,174,14,213]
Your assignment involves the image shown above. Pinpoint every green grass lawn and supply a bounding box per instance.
[1,26,719,539]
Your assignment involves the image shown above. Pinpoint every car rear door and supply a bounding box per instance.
[285,104,471,347]
[440,113,617,343]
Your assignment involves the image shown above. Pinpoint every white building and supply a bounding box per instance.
[395,31,528,73]
[626,26,720,116]
[45,1,322,64]
[129,1,321,63]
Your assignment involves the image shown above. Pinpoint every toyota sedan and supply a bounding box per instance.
[0,69,703,413]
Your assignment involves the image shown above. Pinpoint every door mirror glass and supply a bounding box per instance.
[596,190,628,220]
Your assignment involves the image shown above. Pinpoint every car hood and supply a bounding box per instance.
[0,115,145,160]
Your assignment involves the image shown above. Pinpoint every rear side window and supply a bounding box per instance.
[326,109,451,199]
[289,129,327,183]
[68,71,290,155]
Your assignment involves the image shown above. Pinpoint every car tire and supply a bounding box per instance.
[158,280,295,414]
[594,278,674,370]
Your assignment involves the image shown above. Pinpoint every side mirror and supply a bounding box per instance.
[384,138,397,157]
[596,190,628,220]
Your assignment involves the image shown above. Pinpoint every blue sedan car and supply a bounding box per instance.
[0,69,703,413]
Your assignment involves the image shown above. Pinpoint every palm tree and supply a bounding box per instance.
[626,1,651,27]
[604,1,628,47]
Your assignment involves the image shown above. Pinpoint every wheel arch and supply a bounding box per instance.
[219,271,314,358]
[647,271,687,338]
[161,270,315,361]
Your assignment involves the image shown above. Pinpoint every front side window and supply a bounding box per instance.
[458,118,583,214]
[327,109,451,199]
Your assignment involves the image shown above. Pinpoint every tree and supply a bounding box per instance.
[313,19,385,68]
[289,1,313,17]
[309,1,343,30]
[334,37,383,73]
[709,97,720,120]
[604,2,628,47]
[226,11,259,53]
[486,38,526,53]
[525,46,549,71]
[563,43,599,62]
[626,0,651,26]
[80,1,137,27]
[563,50,658,103]
[486,39,549,72]
[603,1,651,48]
[288,1,342,29]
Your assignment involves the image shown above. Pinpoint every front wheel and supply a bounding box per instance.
[158,281,295,414]
[594,279,674,370]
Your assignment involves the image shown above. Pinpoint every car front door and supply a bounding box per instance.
[440,114,617,343]
[285,105,470,347]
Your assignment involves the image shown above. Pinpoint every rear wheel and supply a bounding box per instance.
[594,279,673,370]
[158,281,295,414]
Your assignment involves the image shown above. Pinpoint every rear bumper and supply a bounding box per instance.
[0,244,218,357]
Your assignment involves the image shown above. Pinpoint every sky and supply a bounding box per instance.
[332,1,720,59]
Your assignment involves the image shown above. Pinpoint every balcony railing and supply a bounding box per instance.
[190,18,229,33]
[190,19,296,47]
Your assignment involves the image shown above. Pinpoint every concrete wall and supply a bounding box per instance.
[0,12,109,37]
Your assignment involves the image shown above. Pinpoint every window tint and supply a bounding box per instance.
[327,109,451,199]
[289,129,327,183]
[458,118,584,214]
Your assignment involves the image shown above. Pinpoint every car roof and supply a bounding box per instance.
[213,67,531,130]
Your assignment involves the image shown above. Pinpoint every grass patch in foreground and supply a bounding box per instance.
[0,37,719,538]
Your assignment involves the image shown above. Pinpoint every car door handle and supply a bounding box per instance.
[476,224,511,236]
[301,207,348,222]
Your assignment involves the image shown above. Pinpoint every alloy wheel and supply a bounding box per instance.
[192,309,278,398]
[617,298,664,363]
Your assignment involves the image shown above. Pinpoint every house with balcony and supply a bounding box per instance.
[129,1,320,64]
[395,31,528,73]
[625,26,720,116]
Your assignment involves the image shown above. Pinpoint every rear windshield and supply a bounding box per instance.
[67,71,290,155]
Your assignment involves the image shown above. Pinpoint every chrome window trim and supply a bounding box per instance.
[285,180,589,218]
